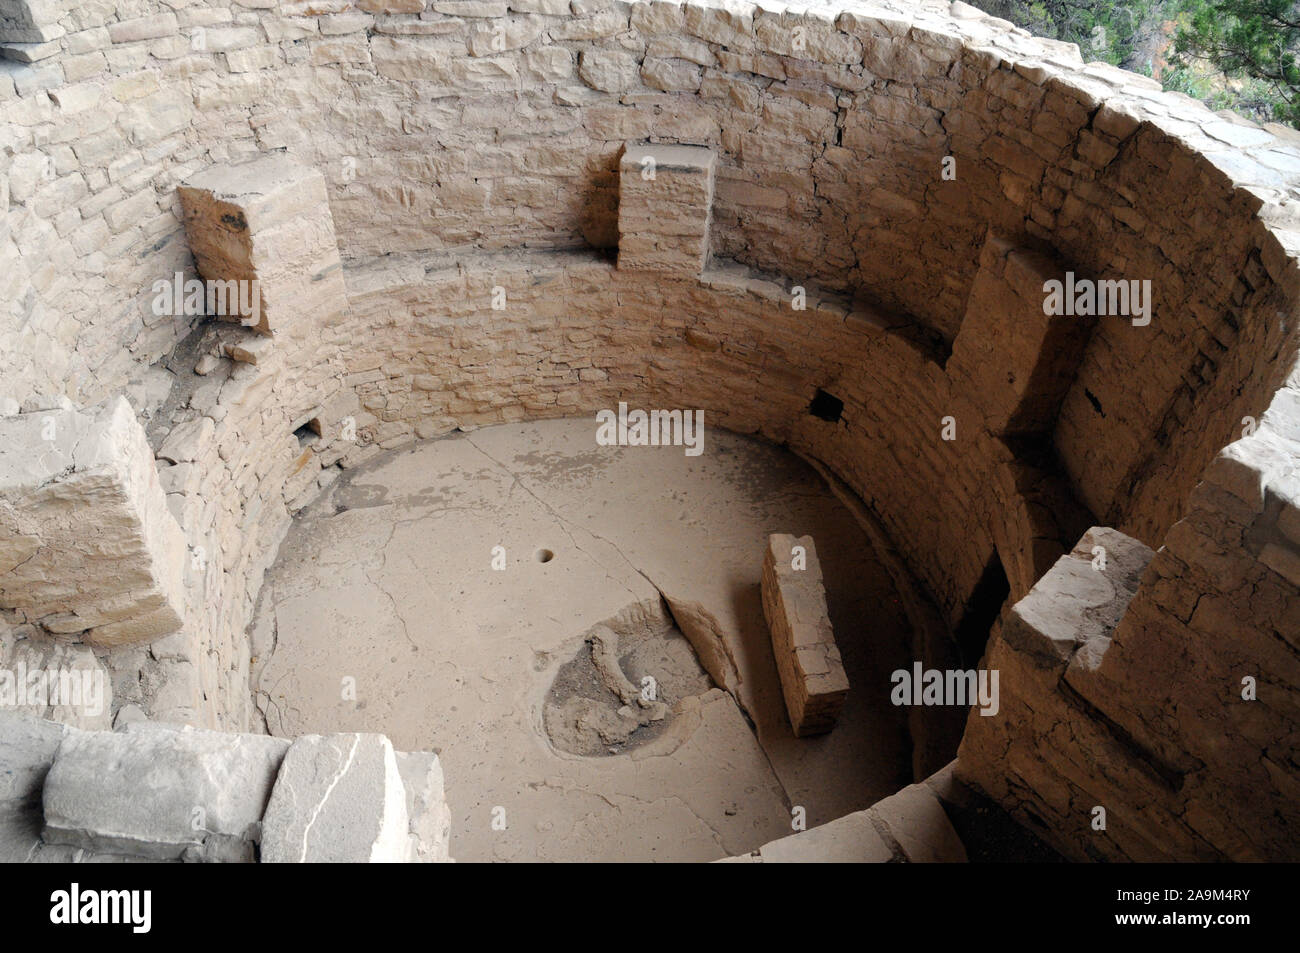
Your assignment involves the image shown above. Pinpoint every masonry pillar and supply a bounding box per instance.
[617,142,716,277]
[947,234,1095,435]
[177,153,349,335]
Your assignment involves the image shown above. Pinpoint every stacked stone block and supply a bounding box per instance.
[760,533,849,737]
[618,142,717,276]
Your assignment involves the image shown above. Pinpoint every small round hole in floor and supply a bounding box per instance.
[536,548,555,563]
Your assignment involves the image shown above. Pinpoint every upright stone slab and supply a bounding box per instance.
[761,534,849,737]
[617,142,716,276]
[0,397,187,647]
[177,154,349,335]
[947,235,1096,435]
[395,750,452,863]
[261,733,411,864]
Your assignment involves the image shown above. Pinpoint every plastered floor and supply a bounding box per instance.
[250,418,913,861]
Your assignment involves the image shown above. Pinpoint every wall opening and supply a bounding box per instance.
[809,389,844,423]
[954,554,1011,667]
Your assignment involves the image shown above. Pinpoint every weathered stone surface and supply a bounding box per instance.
[395,750,452,863]
[0,623,112,729]
[41,723,290,861]
[0,397,187,647]
[618,142,716,276]
[0,710,67,806]
[948,235,1095,435]
[761,533,849,736]
[261,733,411,863]
[724,774,966,863]
[178,154,349,334]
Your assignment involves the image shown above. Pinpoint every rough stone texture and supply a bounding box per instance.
[0,397,186,647]
[394,751,452,863]
[1,713,450,863]
[0,710,66,863]
[41,722,290,862]
[0,0,1294,864]
[761,533,849,736]
[0,709,66,807]
[261,733,411,863]
[947,234,1094,435]
[177,154,349,335]
[618,142,716,276]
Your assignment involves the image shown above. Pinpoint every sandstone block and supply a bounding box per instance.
[178,154,349,334]
[618,142,716,277]
[0,397,187,648]
[947,234,1095,435]
[0,710,68,806]
[261,733,411,863]
[41,723,290,861]
[395,750,452,862]
[760,533,849,736]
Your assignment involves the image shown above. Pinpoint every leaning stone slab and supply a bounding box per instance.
[761,534,849,736]
[261,733,411,864]
[41,723,290,862]
[0,397,187,647]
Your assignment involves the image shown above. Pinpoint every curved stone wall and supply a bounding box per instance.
[1,0,1298,861]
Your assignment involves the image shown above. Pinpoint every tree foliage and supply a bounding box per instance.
[1173,0,1300,125]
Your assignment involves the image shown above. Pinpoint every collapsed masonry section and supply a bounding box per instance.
[1,711,451,863]
[617,142,717,277]
[177,153,349,336]
[761,533,849,737]
[0,396,186,647]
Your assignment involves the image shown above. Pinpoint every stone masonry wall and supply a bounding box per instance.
[0,0,1298,861]
[2,0,1297,563]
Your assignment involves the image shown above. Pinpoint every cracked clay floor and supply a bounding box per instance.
[249,418,913,861]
